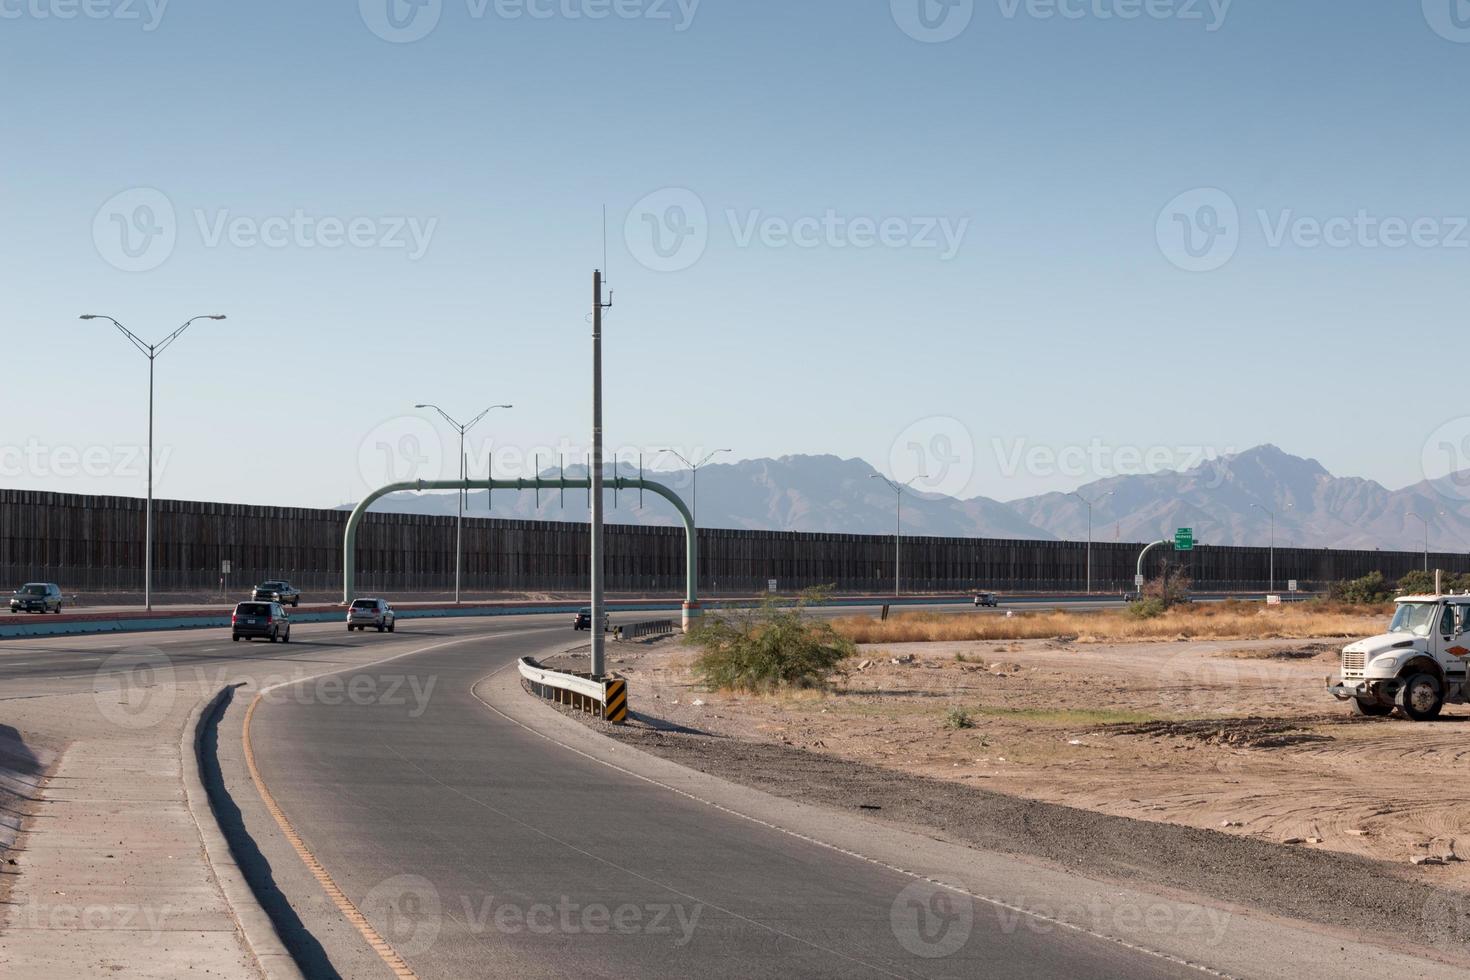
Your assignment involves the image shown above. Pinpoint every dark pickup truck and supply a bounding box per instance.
[251,581,302,606]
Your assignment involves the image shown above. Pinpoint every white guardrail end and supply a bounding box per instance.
[517,658,628,723]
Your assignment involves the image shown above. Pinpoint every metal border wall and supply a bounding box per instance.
[4,488,1467,594]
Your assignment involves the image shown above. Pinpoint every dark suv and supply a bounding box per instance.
[232,601,291,643]
[10,583,63,614]
[573,607,609,631]
[252,581,302,606]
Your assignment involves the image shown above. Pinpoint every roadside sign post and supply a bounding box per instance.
[1288,579,1298,594]
[1174,528,1194,551]
[767,579,778,594]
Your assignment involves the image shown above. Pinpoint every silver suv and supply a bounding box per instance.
[347,598,396,633]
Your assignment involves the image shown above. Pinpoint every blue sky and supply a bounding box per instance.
[4,0,1470,509]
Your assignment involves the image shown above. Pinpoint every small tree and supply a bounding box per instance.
[1396,569,1470,596]
[1142,562,1192,607]
[688,586,855,693]
[1329,571,1392,605]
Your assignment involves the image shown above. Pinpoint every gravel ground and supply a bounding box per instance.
[550,694,1470,959]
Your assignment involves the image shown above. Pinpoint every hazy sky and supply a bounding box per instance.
[4,0,1470,509]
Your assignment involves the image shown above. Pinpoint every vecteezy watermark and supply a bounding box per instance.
[890,0,975,43]
[184,666,440,717]
[991,894,1233,945]
[93,188,439,272]
[891,881,974,957]
[1423,0,1470,43]
[360,0,700,43]
[93,187,177,273]
[360,875,704,957]
[890,0,1231,43]
[624,187,970,273]
[0,0,169,30]
[363,875,443,957]
[1158,187,1470,272]
[624,188,709,273]
[1155,187,1240,273]
[14,901,176,943]
[0,440,170,482]
[1421,416,1470,504]
[358,415,447,491]
[889,416,977,499]
[92,647,176,729]
[995,0,1231,30]
[992,438,1232,487]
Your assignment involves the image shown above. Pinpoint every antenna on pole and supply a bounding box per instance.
[590,266,614,678]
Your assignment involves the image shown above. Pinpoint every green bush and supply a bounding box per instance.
[1329,571,1392,605]
[688,587,855,693]
[1329,569,1470,603]
[1126,597,1169,620]
[944,707,975,730]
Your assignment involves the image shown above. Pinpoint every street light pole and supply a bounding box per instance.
[659,448,731,531]
[1069,490,1113,594]
[415,402,513,604]
[871,474,926,596]
[1250,502,1293,593]
[81,314,226,611]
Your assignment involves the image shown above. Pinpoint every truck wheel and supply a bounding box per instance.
[1399,673,1444,721]
[1350,698,1391,717]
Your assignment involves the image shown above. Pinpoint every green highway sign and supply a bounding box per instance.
[1175,527,1194,551]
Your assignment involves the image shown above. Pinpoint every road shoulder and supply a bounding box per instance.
[477,652,1470,980]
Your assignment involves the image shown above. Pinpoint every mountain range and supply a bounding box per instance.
[353,445,1470,554]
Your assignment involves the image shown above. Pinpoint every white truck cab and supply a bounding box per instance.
[1329,593,1470,720]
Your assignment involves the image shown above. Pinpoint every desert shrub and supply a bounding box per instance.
[1126,597,1169,620]
[688,587,855,693]
[1141,567,1192,609]
[944,707,975,730]
[1329,571,1392,605]
[1394,569,1470,596]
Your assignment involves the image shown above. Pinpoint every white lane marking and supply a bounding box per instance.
[253,628,545,698]
[472,668,1229,979]
[377,741,912,979]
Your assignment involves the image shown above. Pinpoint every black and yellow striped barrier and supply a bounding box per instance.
[603,678,628,723]
[517,657,630,725]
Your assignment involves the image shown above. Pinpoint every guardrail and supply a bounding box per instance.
[616,619,675,641]
[517,657,629,724]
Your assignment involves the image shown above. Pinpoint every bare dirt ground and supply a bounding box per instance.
[572,627,1470,891]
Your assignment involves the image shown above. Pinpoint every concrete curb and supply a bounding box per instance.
[181,685,306,980]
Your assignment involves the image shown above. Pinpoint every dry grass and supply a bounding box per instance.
[832,600,1389,644]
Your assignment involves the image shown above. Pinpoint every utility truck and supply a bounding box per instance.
[1328,592,1470,720]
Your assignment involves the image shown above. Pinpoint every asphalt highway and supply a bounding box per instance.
[235,615,1192,979]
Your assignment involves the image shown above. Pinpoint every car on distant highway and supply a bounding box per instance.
[9,582,63,614]
[347,598,396,633]
[232,601,291,643]
[973,591,999,607]
[252,580,301,606]
[573,607,609,631]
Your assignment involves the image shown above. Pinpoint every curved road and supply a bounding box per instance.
[243,617,1192,979]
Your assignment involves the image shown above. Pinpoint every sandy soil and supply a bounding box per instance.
[586,631,1470,888]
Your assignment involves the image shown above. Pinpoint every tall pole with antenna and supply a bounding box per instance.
[590,269,612,677]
